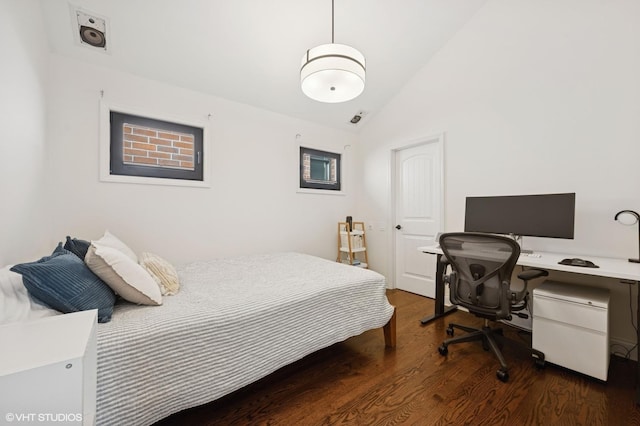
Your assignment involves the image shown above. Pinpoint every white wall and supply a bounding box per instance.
[0,0,50,265]
[45,55,357,265]
[358,0,640,356]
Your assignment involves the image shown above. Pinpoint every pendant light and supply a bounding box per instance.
[300,0,366,103]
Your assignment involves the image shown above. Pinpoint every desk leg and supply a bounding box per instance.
[420,253,457,324]
[636,280,640,405]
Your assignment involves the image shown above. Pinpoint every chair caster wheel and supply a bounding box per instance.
[497,369,509,382]
[535,359,546,369]
[438,345,448,356]
[446,326,454,336]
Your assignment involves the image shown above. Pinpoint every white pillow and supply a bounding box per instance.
[90,230,138,263]
[0,266,60,325]
[139,252,180,296]
[85,243,162,306]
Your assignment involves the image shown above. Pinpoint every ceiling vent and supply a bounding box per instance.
[349,111,367,125]
[71,5,109,52]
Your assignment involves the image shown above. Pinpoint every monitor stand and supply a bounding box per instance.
[505,234,533,254]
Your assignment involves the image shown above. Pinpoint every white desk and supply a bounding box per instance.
[419,245,640,280]
[418,245,640,403]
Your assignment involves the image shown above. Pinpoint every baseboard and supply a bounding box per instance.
[450,305,637,362]
[610,336,637,362]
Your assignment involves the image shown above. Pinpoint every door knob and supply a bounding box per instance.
[395,225,402,230]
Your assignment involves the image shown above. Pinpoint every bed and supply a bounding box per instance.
[93,252,395,425]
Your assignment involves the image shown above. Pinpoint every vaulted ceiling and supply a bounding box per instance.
[40,0,487,131]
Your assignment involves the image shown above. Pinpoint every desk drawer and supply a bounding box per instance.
[532,281,610,333]
[532,316,609,381]
[533,295,608,333]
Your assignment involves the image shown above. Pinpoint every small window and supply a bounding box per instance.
[299,147,341,191]
[110,111,204,181]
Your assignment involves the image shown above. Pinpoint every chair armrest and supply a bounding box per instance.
[512,268,549,305]
[517,268,549,282]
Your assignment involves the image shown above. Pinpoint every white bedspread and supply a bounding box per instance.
[95,252,394,425]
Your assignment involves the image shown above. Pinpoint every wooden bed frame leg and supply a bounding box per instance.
[383,306,397,348]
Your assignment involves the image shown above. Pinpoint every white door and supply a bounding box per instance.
[394,137,443,298]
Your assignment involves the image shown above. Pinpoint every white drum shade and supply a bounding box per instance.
[300,43,366,103]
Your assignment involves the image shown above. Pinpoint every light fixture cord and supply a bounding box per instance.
[331,0,335,43]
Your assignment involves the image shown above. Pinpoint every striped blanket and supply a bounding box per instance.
[95,252,394,425]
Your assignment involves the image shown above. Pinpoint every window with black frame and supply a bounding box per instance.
[110,111,204,181]
[299,147,341,191]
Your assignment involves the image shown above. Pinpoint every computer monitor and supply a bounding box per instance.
[464,193,575,239]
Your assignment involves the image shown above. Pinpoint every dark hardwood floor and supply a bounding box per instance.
[155,290,640,425]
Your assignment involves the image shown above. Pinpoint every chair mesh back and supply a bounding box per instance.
[439,233,520,319]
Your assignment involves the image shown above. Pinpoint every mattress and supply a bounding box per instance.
[95,252,394,425]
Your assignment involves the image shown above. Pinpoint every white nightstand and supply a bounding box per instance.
[0,310,97,425]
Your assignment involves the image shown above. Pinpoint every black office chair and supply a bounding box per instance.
[436,232,549,382]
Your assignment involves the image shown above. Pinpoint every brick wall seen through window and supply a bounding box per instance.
[123,124,195,171]
[109,110,204,181]
[301,154,337,183]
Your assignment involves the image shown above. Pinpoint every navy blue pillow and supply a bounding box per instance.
[10,244,116,323]
[63,236,91,260]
